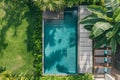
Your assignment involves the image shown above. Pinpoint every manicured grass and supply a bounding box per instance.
[0,19,34,73]
[0,1,35,74]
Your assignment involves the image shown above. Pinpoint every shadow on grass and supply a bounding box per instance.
[24,2,42,78]
[0,1,27,55]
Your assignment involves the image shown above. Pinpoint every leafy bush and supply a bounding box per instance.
[66,0,102,7]
[70,73,94,80]
[80,0,120,54]
[0,66,6,73]
[41,73,94,80]
[0,71,31,80]
[33,0,102,11]
[26,1,42,79]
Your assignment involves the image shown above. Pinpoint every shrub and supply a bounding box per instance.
[40,73,94,80]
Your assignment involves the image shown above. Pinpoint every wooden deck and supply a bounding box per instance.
[78,6,93,74]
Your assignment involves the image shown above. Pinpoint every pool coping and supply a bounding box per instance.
[42,19,44,75]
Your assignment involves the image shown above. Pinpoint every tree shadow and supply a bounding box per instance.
[44,31,76,74]
[56,64,73,74]
[0,1,26,54]
[43,8,77,74]
[44,26,56,48]
[44,48,67,71]
[25,1,42,52]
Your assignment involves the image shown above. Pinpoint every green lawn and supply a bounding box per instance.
[0,1,34,74]
[0,19,34,73]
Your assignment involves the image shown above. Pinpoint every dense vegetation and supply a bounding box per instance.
[1,0,114,80]
[34,0,103,11]
[41,74,94,80]
[0,70,94,80]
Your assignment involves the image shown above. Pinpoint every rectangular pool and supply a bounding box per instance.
[44,8,78,75]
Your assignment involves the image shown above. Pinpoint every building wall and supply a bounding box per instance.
[78,6,93,73]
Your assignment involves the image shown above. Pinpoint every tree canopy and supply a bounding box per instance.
[33,0,102,11]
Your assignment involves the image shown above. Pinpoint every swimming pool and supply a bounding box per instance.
[44,8,78,75]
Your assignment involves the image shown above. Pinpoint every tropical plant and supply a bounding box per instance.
[65,0,81,8]
[69,73,94,80]
[41,73,94,80]
[26,1,42,79]
[0,71,32,80]
[33,0,103,11]
[80,0,120,54]
[33,0,65,11]
[79,0,102,5]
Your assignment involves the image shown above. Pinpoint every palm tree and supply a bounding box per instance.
[33,0,65,11]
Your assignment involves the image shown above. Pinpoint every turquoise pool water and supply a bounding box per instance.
[44,8,78,74]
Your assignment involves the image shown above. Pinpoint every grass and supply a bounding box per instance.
[0,19,34,73]
[0,1,34,74]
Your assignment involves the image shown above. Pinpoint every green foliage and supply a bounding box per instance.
[91,22,113,38]
[65,0,81,8]
[33,0,65,11]
[80,0,120,54]
[0,66,6,73]
[110,38,117,55]
[80,14,99,25]
[65,0,103,7]
[104,0,119,17]
[26,1,42,79]
[0,67,93,80]
[113,7,120,22]
[0,71,15,80]
[87,5,112,21]
[0,71,32,80]
[33,0,102,11]
[69,73,94,80]
[41,73,94,80]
